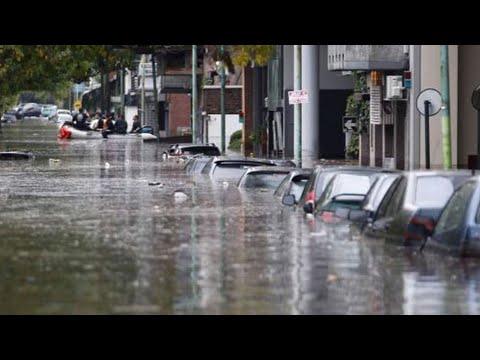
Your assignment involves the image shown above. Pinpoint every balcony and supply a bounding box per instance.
[159,75,192,93]
[328,45,408,71]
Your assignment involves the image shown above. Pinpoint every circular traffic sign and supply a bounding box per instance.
[472,85,480,110]
[416,88,442,116]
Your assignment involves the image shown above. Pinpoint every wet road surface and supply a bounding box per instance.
[1,120,480,314]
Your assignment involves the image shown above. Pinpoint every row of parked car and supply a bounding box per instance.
[166,143,480,258]
[1,104,73,123]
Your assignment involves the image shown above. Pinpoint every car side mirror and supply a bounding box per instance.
[282,194,296,206]
[349,209,368,222]
[303,202,314,214]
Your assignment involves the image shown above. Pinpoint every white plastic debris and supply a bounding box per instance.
[104,162,111,169]
[174,190,188,203]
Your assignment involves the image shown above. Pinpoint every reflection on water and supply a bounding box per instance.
[1,120,480,314]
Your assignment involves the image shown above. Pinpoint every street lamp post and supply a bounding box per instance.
[192,45,198,145]
[220,45,226,155]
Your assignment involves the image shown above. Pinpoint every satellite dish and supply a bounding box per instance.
[472,85,480,111]
[416,88,442,116]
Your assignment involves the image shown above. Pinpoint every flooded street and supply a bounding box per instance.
[1,120,480,314]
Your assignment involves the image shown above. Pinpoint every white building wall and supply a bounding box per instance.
[206,114,242,149]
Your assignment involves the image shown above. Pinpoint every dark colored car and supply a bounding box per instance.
[334,173,402,227]
[184,155,211,175]
[315,171,381,219]
[237,166,293,190]
[298,166,396,214]
[426,178,480,257]
[275,168,313,206]
[19,103,42,118]
[166,143,221,157]
[1,109,17,123]
[364,171,472,245]
[201,157,292,182]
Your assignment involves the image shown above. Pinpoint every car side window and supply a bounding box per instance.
[274,174,291,197]
[384,177,407,218]
[436,181,477,234]
[375,177,403,219]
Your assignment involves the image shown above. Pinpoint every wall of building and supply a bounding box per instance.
[206,114,242,149]
[420,45,458,168]
[167,93,191,136]
[458,45,480,168]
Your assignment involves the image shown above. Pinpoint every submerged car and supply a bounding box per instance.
[364,171,472,245]
[55,109,73,123]
[41,105,58,120]
[426,177,480,257]
[184,155,211,175]
[315,171,381,221]
[334,173,402,227]
[298,166,396,214]
[201,157,292,182]
[165,143,221,158]
[237,166,293,190]
[20,103,42,118]
[275,168,313,206]
[1,109,17,123]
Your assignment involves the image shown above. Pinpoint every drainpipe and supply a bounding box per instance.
[192,45,198,144]
[294,45,302,167]
[408,45,421,170]
[440,45,452,169]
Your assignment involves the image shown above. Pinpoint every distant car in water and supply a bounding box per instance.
[315,171,381,221]
[275,168,313,207]
[55,109,73,123]
[364,171,472,246]
[19,103,42,118]
[164,143,221,159]
[298,166,397,215]
[237,166,293,190]
[201,157,292,182]
[41,105,58,120]
[426,177,480,257]
[184,155,212,175]
[1,109,17,123]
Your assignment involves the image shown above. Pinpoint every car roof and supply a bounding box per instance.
[211,156,278,165]
[243,166,296,174]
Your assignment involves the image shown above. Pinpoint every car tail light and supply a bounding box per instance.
[306,190,315,203]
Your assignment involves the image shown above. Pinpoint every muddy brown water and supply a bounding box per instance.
[1,120,480,314]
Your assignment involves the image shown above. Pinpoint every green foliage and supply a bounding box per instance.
[344,71,370,160]
[228,130,242,152]
[229,45,275,67]
[0,45,135,101]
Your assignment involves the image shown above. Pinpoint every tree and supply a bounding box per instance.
[229,45,275,67]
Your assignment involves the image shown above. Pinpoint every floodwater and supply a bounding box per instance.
[1,120,480,314]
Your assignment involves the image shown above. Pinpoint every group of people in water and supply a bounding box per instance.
[68,109,143,138]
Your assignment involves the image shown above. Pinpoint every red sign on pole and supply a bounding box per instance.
[288,90,309,105]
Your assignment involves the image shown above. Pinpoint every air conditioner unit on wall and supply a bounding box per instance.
[386,76,404,100]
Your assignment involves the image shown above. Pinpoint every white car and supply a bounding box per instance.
[55,109,73,123]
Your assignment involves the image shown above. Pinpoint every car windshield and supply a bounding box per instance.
[415,176,455,208]
[319,173,374,209]
[314,172,336,201]
[58,110,70,115]
[243,172,290,189]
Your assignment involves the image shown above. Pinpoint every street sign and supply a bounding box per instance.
[288,90,309,105]
[74,100,82,110]
[343,116,358,132]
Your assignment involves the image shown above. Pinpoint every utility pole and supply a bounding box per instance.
[294,45,302,167]
[220,45,226,154]
[192,45,198,144]
[151,53,160,139]
[440,45,452,169]
[141,55,146,126]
